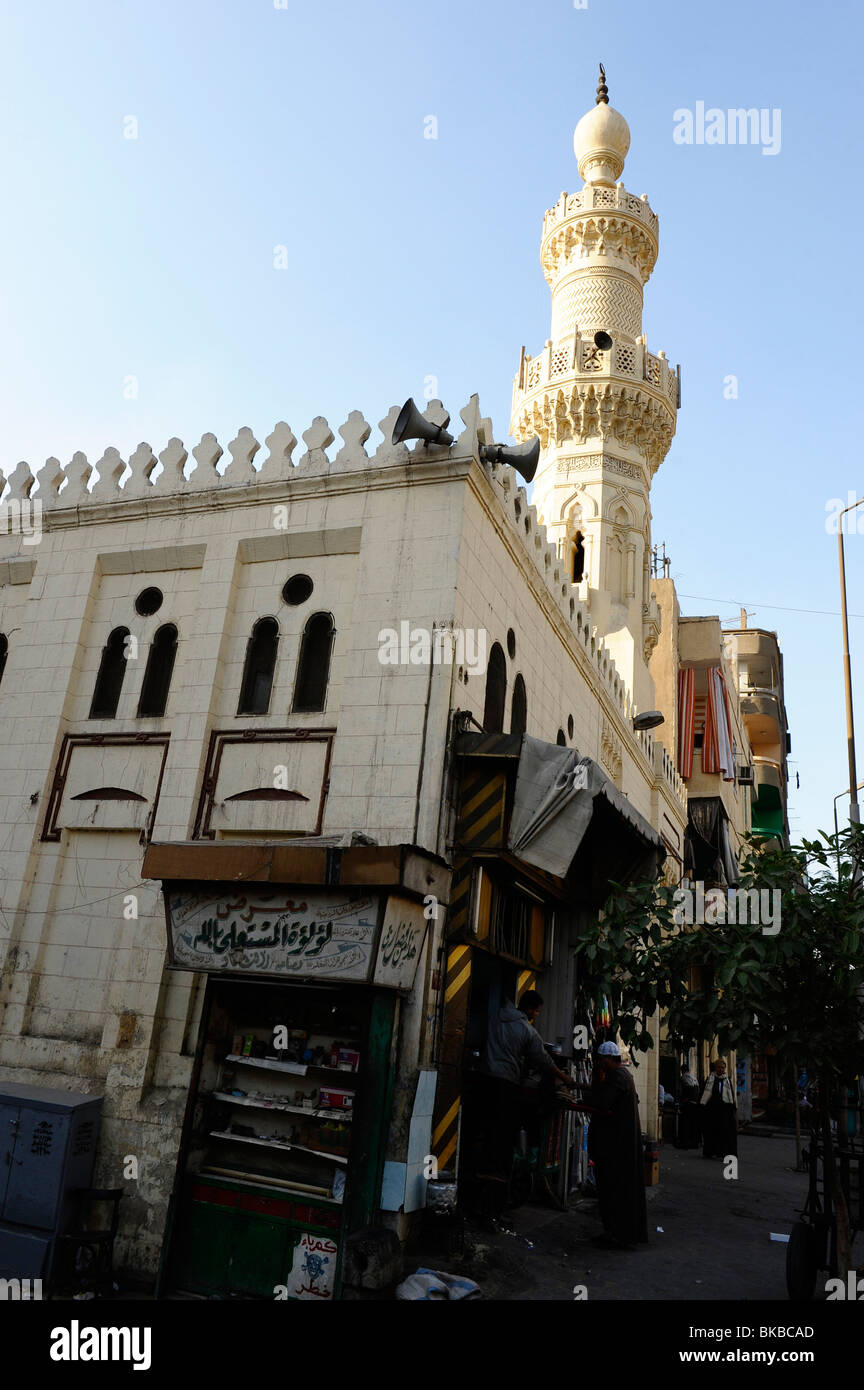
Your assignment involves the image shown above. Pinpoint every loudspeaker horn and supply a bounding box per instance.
[479,436,541,485]
[392,398,454,448]
[594,330,613,351]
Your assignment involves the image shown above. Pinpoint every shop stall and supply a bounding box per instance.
[142,844,447,1301]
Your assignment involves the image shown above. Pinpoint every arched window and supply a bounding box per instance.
[0,633,7,688]
[556,728,567,747]
[483,642,507,733]
[90,627,130,719]
[137,624,178,717]
[238,618,280,716]
[510,673,527,737]
[571,531,585,583]
[292,612,335,713]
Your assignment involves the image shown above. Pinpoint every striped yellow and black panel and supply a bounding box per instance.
[517,970,537,1000]
[430,943,473,1172]
[456,766,507,849]
[446,856,473,938]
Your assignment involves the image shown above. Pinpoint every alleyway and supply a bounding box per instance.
[416,1133,813,1301]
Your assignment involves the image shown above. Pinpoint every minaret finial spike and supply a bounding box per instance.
[596,62,609,105]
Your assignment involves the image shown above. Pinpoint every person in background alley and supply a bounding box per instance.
[477,990,574,1182]
[676,1060,701,1149]
[700,1057,738,1160]
[576,1041,648,1250]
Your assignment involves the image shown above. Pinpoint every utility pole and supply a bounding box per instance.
[838,498,864,825]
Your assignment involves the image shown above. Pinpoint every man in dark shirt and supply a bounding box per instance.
[478,991,573,1180]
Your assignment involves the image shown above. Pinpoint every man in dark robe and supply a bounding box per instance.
[699,1057,738,1160]
[578,1041,648,1249]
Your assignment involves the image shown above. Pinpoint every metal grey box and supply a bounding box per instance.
[0,1083,102,1280]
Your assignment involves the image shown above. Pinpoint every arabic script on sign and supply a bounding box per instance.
[170,890,376,982]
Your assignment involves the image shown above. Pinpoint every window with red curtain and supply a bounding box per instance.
[677,667,695,778]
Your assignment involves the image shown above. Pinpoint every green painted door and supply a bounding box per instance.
[170,1202,234,1294]
[227,1215,291,1297]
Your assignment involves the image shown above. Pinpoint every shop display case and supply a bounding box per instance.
[166,980,376,1300]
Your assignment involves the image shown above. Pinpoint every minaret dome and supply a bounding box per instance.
[573,65,631,186]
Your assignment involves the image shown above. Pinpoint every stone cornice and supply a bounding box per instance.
[511,380,677,476]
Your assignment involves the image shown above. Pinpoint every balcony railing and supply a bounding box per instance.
[515,334,680,406]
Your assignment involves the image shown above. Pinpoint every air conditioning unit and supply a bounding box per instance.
[737,765,754,786]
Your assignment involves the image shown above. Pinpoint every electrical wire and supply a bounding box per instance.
[676,593,864,620]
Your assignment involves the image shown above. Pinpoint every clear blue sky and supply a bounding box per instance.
[1,0,862,843]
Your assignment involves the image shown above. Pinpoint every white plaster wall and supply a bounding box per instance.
[0,439,683,1273]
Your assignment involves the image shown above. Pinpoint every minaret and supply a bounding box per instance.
[511,67,679,710]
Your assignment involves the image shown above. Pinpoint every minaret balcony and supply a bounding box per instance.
[512,333,680,414]
[540,185,660,289]
[542,185,658,238]
[510,332,679,471]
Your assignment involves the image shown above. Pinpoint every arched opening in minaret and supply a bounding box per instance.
[571,531,585,583]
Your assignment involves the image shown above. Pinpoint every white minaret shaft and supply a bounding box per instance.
[510,67,680,711]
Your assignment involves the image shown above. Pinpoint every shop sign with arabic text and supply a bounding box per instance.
[372,895,428,990]
[167,889,377,982]
[165,887,428,990]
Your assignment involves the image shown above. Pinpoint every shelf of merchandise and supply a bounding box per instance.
[224,1053,359,1080]
[208,1130,349,1165]
[211,1090,354,1123]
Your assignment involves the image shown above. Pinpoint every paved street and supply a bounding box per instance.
[427,1133,813,1301]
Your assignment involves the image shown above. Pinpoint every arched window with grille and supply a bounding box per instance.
[510,673,527,737]
[137,624,178,717]
[238,617,280,716]
[483,642,507,733]
[0,633,7,688]
[90,627,130,719]
[292,612,335,713]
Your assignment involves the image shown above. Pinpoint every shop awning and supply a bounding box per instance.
[507,736,665,881]
[453,732,665,898]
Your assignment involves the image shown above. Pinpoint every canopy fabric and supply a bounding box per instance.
[677,668,696,779]
[702,666,735,781]
[686,795,739,886]
[507,735,665,879]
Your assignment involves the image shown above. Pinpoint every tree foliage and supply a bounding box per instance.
[575,823,864,1085]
